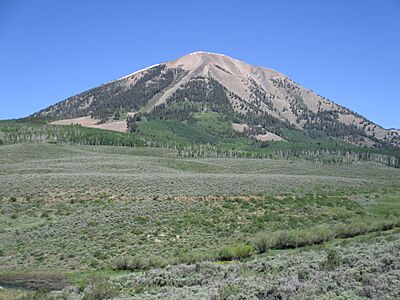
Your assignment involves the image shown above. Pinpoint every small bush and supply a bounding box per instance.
[219,283,239,300]
[20,287,67,300]
[92,250,106,260]
[216,244,253,261]
[174,251,213,265]
[253,235,270,253]
[114,256,135,270]
[114,256,163,271]
[82,276,117,300]
[297,269,309,281]
[128,256,150,270]
[321,249,341,270]
[40,211,50,218]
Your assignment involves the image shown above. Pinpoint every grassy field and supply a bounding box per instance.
[1,143,399,200]
[99,228,400,299]
[0,143,399,299]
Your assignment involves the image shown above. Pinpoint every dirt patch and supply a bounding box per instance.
[255,132,286,142]
[50,116,98,127]
[94,121,127,132]
[232,123,248,133]
[50,116,127,132]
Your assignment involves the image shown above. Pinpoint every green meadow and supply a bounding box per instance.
[0,142,399,299]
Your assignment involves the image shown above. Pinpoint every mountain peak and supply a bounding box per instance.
[185,51,243,61]
[187,51,225,56]
[167,51,281,80]
[168,50,245,67]
[33,52,399,148]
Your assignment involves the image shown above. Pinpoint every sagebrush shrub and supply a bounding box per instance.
[321,249,341,270]
[82,276,117,300]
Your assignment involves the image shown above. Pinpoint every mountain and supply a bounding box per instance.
[33,51,399,148]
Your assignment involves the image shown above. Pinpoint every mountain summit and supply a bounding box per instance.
[34,51,399,147]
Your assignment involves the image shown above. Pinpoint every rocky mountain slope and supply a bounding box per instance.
[34,51,399,147]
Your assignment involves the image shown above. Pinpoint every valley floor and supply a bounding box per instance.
[0,143,399,299]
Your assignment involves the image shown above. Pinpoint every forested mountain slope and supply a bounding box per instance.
[32,51,400,149]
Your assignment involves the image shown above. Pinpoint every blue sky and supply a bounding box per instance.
[0,0,399,128]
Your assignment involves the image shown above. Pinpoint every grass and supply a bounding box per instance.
[138,118,225,145]
[0,289,28,300]
[252,217,400,253]
[0,142,399,298]
[1,143,399,200]
[216,244,253,261]
[192,112,235,135]
[3,193,386,271]
[4,226,400,299]
[98,229,400,299]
